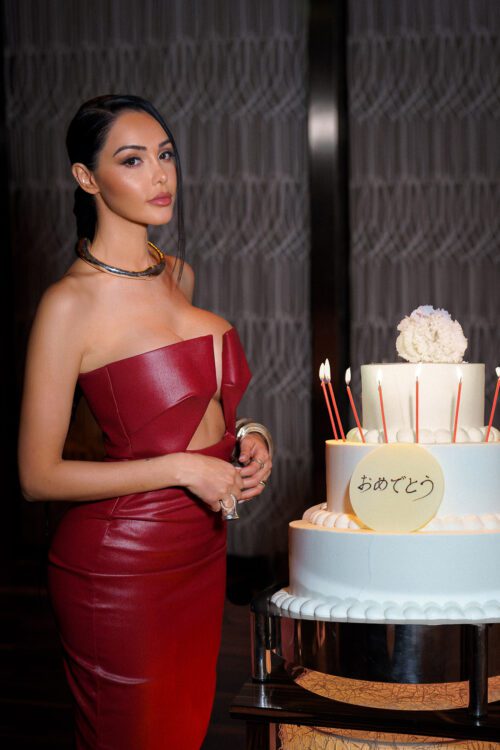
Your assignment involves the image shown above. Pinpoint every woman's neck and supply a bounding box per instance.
[90,221,152,272]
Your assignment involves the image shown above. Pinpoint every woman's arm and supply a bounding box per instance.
[17,280,241,509]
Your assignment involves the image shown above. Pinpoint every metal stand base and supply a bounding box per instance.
[251,587,500,719]
[469,624,489,717]
[231,588,500,745]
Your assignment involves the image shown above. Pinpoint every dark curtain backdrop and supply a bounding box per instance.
[6,0,311,558]
[347,0,499,406]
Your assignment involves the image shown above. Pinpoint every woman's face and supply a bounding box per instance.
[85,109,177,227]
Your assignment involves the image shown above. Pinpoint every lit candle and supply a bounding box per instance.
[325,359,346,441]
[377,370,389,443]
[319,362,338,439]
[452,367,463,444]
[415,365,421,444]
[345,367,365,442]
[485,366,500,443]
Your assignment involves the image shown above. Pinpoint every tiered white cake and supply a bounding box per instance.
[272,308,500,624]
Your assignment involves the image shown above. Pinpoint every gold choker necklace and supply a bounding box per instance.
[76,237,166,278]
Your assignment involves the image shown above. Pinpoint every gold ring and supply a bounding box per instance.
[259,480,266,486]
[253,458,265,470]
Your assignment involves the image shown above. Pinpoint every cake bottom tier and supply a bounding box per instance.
[272,521,500,624]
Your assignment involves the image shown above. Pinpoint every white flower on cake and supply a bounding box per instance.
[395,306,467,364]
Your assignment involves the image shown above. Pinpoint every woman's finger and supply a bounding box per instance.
[238,434,269,465]
[239,484,267,502]
[251,457,266,470]
[240,465,272,488]
[239,456,272,478]
[240,469,272,492]
[238,462,260,478]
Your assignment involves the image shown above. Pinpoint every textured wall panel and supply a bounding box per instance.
[5,0,311,555]
[347,0,499,408]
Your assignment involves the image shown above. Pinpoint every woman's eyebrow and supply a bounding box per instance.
[113,138,171,157]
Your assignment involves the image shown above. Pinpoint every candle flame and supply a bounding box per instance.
[377,369,382,386]
[415,364,421,381]
[324,359,331,382]
[319,362,325,382]
[456,366,463,383]
[345,367,351,385]
[496,366,500,378]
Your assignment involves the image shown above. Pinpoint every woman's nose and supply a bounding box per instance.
[151,158,168,184]
[153,165,167,184]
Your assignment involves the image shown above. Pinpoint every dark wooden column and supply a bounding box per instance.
[309,0,351,498]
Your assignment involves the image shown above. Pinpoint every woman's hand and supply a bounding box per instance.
[177,453,244,513]
[237,434,273,503]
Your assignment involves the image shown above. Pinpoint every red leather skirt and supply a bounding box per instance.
[47,436,231,750]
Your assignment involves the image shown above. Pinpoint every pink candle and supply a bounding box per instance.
[452,369,463,444]
[320,363,338,439]
[345,367,365,442]
[325,359,346,441]
[377,371,389,443]
[485,367,500,443]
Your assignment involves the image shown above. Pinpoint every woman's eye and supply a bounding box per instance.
[160,150,175,161]
[122,156,141,167]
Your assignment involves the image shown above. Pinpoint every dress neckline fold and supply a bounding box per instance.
[78,327,235,380]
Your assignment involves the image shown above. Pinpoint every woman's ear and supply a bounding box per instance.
[71,163,100,196]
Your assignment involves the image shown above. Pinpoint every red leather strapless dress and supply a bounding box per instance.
[47,328,251,750]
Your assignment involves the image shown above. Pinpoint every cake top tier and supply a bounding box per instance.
[361,362,484,436]
[396,306,467,364]
[361,307,485,436]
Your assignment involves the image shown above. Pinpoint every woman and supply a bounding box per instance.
[17,94,272,749]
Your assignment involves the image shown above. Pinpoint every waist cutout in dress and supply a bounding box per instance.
[72,327,252,521]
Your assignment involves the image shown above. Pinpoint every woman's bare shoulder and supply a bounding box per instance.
[38,264,92,315]
[37,275,81,317]
[31,263,100,356]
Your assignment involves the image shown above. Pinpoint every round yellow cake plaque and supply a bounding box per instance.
[349,444,445,532]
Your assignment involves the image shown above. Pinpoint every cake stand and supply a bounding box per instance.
[230,585,500,748]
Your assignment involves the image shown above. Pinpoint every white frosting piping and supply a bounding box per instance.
[346,426,500,444]
[303,503,500,531]
[270,589,500,624]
